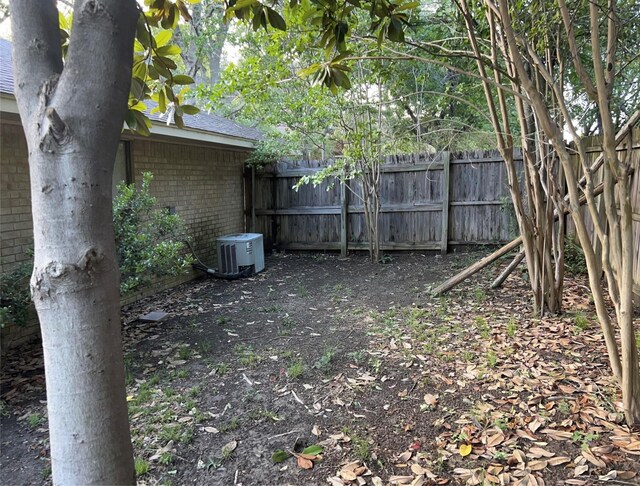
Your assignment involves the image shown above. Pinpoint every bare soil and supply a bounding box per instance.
[1,251,639,486]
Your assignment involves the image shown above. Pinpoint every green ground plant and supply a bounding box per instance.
[287,360,304,378]
[573,312,590,331]
[134,458,150,476]
[313,347,337,371]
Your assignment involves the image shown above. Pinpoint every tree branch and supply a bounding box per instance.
[54,0,138,149]
[9,0,63,129]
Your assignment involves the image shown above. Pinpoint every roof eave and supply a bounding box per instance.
[0,92,256,149]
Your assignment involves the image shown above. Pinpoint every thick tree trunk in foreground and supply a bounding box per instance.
[10,1,138,483]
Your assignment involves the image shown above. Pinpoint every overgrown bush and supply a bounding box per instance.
[0,259,32,328]
[1,173,193,326]
[244,139,280,170]
[113,172,193,295]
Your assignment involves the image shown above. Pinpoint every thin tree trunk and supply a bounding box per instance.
[495,0,625,385]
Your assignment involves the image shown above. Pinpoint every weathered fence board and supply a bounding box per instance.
[248,140,638,295]
[564,129,640,296]
[249,150,521,252]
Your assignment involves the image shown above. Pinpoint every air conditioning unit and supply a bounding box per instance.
[216,233,265,276]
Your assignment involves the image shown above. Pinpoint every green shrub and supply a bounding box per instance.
[565,234,587,275]
[0,260,32,328]
[113,172,193,294]
[1,172,193,325]
[244,139,280,170]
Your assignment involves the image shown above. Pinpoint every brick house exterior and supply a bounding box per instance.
[0,39,259,349]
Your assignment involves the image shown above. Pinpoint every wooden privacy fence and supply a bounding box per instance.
[567,129,640,296]
[245,150,522,255]
[245,137,640,295]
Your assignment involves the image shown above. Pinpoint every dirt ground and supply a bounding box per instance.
[1,251,639,486]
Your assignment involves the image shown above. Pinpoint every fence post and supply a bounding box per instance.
[250,166,256,232]
[271,168,278,248]
[243,164,255,233]
[440,151,451,255]
[340,178,349,257]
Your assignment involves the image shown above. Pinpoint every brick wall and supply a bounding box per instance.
[1,120,250,350]
[0,122,32,274]
[130,139,248,265]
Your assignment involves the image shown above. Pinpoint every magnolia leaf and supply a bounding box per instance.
[154,30,173,47]
[574,464,589,476]
[157,44,181,56]
[302,444,323,456]
[181,105,200,115]
[528,446,554,458]
[222,439,238,456]
[397,450,412,462]
[528,460,548,471]
[158,90,166,113]
[297,63,322,77]
[172,74,195,85]
[130,110,152,136]
[395,1,420,11]
[265,6,286,30]
[459,443,472,457]
[423,393,438,406]
[272,449,290,463]
[548,456,571,466]
[296,455,313,469]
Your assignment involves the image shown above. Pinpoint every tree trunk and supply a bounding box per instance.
[10,1,138,483]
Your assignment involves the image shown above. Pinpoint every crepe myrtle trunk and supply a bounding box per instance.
[10,1,138,483]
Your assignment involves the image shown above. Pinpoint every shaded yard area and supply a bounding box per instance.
[1,251,639,485]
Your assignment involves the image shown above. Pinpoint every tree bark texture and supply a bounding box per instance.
[10,0,138,483]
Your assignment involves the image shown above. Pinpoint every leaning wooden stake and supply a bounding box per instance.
[432,180,607,297]
[431,113,639,297]
[491,250,525,289]
[432,238,523,296]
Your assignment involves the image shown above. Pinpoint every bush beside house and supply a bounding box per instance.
[0,38,260,350]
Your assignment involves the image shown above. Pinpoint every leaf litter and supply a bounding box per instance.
[1,252,638,485]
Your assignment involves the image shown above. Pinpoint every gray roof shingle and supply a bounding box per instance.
[0,38,14,95]
[0,38,260,142]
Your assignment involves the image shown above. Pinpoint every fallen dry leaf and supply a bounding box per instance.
[296,455,313,470]
[574,464,589,476]
[389,475,415,485]
[528,446,554,458]
[424,393,438,407]
[459,444,472,457]
[548,456,571,466]
[528,459,548,471]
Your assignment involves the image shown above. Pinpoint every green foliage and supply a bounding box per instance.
[134,457,150,476]
[244,139,281,170]
[113,172,193,295]
[573,311,590,332]
[58,2,199,137]
[27,413,44,428]
[272,449,290,463]
[0,259,32,328]
[313,347,337,371]
[287,360,304,378]
[565,234,587,275]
